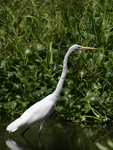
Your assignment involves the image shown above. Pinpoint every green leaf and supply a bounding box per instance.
[75,105,81,109]
[41,86,47,94]
[107,139,113,148]
[3,101,17,109]
[104,61,111,73]
[36,44,45,50]
[96,142,109,150]
[78,70,86,78]
[78,82,84,89]
[69,101,75,108]
[55,106,64,112]
[80,116,86,122]
[1,60,6,68]
[62,88,71,95]
[59,96,69,101]
[80,96,91,102]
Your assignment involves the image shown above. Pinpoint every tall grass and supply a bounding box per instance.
[0,0,113,122]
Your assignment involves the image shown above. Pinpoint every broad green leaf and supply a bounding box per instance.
[59,96,69,101]
[78,82,84,89]
[55,106,64,112]
[62,88,71,95]
[96,142,109,150]
[36,44,45,50]
[69,101,75,108]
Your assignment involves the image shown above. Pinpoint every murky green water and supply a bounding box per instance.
[1,115,113,150]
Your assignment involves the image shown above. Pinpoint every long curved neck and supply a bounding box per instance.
[53,48,73,99]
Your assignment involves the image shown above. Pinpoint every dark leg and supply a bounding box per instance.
[21,127,30,136]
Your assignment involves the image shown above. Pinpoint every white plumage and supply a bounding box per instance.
[6,44,96,136]
[7,94,56,134]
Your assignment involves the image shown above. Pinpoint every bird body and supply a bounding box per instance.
[6,44,96,136]
[6,93,57,133]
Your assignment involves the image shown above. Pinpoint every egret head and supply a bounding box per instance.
[69,44,97,52]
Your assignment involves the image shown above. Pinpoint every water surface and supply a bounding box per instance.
[1,115,113,150]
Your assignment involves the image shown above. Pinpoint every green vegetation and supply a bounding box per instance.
[96,139,113,150]
[0,0,113,122]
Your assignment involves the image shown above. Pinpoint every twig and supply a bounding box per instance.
[93,95,113,116]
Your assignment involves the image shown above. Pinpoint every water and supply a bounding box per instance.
[1,115,113,150]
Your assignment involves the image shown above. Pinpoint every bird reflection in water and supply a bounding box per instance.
[6,136,42,150]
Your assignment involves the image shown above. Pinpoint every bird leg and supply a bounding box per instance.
[38,120,45,138]
[21,127,30,136]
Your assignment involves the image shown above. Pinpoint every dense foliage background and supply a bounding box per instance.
[0,0,113,122]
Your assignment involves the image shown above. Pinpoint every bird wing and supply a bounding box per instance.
[6,94,55,133]
[20,94,55,125]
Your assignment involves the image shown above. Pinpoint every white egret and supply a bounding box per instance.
[6,44,96,137]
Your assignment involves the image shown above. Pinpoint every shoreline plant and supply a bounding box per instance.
[0,0,113,123]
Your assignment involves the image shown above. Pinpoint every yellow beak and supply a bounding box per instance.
[79,46,97,50]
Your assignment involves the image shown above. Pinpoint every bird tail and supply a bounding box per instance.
[6,117,25,133]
